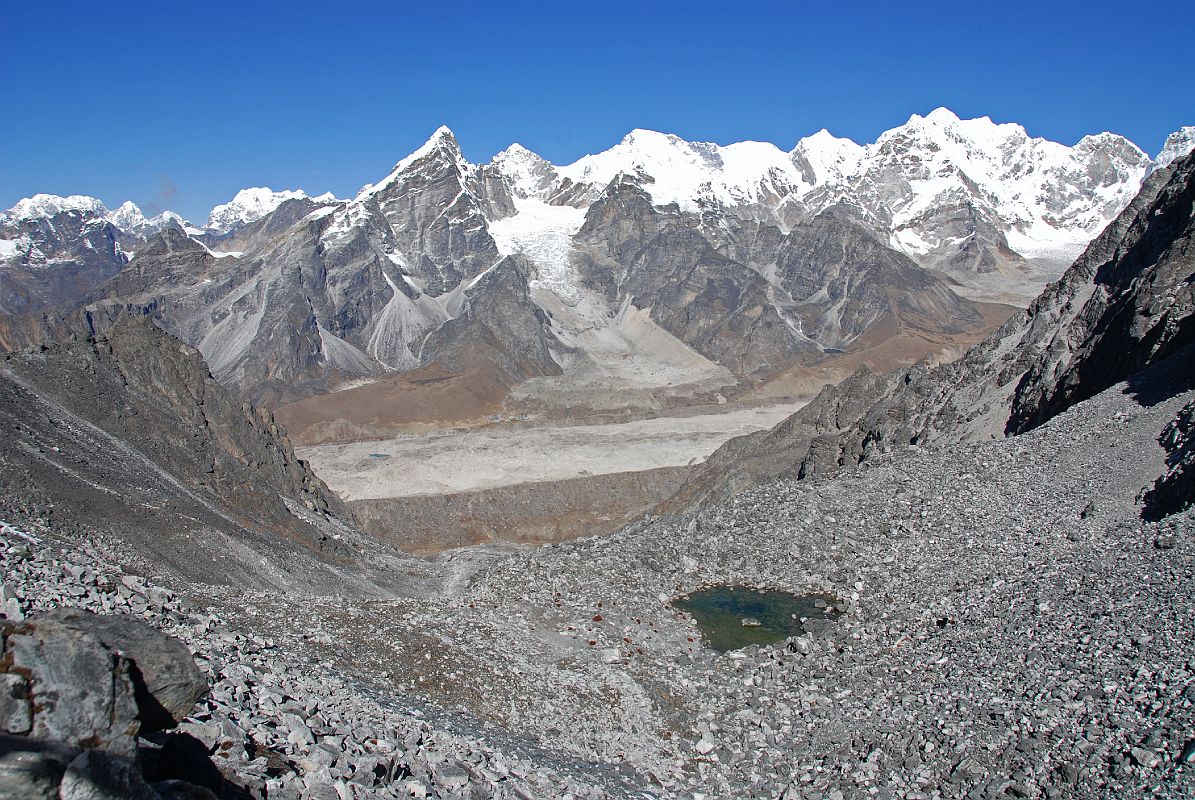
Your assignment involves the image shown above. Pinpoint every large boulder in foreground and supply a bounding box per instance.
[0,616,139,757]
[0,611,207,758]
[37,610,207,733]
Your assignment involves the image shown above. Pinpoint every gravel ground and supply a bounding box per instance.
[3,369,1193,799]
[300,404,802,499]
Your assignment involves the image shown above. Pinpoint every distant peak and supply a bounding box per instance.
[207,187,311,232]
[1075,132,1146,161]
[924,106,961,124]
[494,142,544,162]
[798,128,862,150]
[5,193,108,219]
[620,128,681,147]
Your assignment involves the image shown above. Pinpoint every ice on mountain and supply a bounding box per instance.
[207,187,316,232]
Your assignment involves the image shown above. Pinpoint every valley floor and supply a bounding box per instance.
[299,403,803,500]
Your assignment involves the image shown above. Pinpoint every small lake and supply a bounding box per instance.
[673,585,842,652]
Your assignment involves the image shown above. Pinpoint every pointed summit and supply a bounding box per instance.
[385,125,465,176]
[426,124,460,151]
[492,142,557,199]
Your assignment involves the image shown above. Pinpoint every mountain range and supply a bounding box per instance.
[1,111,1191,434]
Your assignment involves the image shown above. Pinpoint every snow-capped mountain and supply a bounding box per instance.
[207,187,337,233]
[3,194,109,221]
[496,109,1154,301]
[106,202,191,239]
[2,195,189,233]
[1,113,1189,424]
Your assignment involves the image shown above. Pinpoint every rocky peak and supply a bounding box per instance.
[1155,125,1195,170]
[136,226,207,258]
[389,125,465,174]
[491,143,558,199]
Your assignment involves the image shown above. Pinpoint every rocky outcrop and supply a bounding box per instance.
[419,256,562,382]
[1006,149,1195,432]
[669,150,1195,509]
[40,610,207,731]
[774,207,985,347]
[574,177,813,377]
[1,611,207,755]
[0,610,252,800]
[0,317,412,593]
[1143,400,1195,520]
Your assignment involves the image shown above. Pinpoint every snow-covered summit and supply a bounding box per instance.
[555,128,807,211]
[2,195,190,238]
[483,110,1166,277]
[4,194,109,221]
[389,126,465,175]
[1155,126,1195,170]
[491,143,557,199]
[355,126,470,204]
[791,129,865,186]
[106,202,190,237]
[107,201,147,231]
[207,188,332,233]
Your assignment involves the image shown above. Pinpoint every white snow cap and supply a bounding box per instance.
[4,194,108,220]
[390,125,462,172]
[207,187,330,232]
[355,126,468,204]
[1155,126,1195,170]
[556,128,806,211]
[108,201,150,231]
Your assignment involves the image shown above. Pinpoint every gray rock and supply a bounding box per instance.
[58,750,157,800]
[0,734,79,800]
[1,617,140,757]
[37,609,206,731]
[0,674,32,734]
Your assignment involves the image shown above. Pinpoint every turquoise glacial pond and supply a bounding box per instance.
[673,585,842,652]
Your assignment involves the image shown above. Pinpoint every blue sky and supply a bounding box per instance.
[3,1,1192,222]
